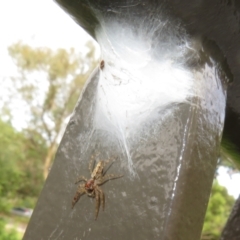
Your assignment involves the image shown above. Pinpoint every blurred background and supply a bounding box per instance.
[0,1,239,239]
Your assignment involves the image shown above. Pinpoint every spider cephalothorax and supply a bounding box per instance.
[85,179,94,194]
[72,155,123,219]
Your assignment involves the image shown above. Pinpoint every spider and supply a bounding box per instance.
[100,60,105,70]
[72,155,123,220]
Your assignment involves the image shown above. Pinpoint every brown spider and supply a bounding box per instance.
[100,60,105,70]
[72,155,123,220]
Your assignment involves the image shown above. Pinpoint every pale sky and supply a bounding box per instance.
[0,0,99,129]
[0,0,99,78]
[0,0,239,199]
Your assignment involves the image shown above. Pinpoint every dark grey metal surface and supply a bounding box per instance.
[56,0,240,156]
[23,1,230,239]
[220,195,240,240]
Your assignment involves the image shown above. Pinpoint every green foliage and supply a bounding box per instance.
[201,180,235,240]
[220,137,240,170]
[0,119,46,212]
[0,218,21,240]
[8,42,96,131]
[0,120,24,211]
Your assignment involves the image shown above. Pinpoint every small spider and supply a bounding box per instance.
[72,155,123,220]
[100,60,105,70]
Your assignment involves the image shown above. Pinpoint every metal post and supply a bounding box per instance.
[23,1,230,239]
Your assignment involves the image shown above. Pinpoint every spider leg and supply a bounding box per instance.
[96,186,105,211]
[98,174,123,185]
[88,155,95,174]
[72,184,86,209]
[102,156,116,168]
[89,153,99,174]
[75,176,87,184]
[102,156,118,175]
[95,189,100,220]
